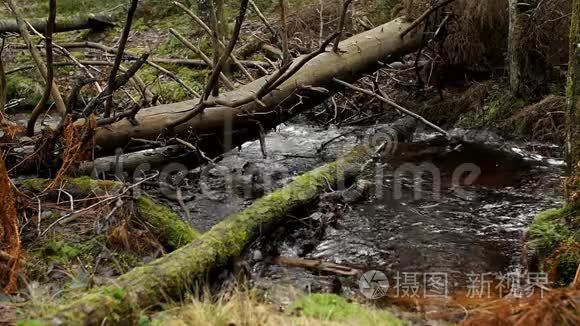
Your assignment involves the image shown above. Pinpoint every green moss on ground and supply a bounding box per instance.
[151,292,404,326]
[290,294,403,325]
[5,71,44,110]
[529,205,580,286]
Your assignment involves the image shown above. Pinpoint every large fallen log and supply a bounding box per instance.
[43,117,417,325]
[0,14,114,34]
[88,18,422,154]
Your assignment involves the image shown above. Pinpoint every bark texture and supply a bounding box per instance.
[508,0,524,96]
[566,0,580,203]
[85,18,422,154]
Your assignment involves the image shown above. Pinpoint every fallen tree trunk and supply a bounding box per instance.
[87,18,422,154]
[44,117,417,325]
[0,14,114,34]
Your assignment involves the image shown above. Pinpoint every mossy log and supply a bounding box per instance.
[41,118,417,325]
[0,14,114,34]
[19,177,198,250]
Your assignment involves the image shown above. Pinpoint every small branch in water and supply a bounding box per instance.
[273,256,361,276]
[333,78,448,136]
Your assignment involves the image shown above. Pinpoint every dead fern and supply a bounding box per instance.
[47,115,97,190]
[0,149,20,294]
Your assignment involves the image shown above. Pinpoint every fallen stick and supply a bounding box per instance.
[85,18,423,153]
[273,256,361,276]
[0,13,114,34]
[41,117,416,325]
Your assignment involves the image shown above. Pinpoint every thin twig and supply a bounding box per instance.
[169,28,234,90]
[0,38,6,115]
[25,23,103,93]
[399,0,457,39]
[104,0,139,118]
[3,0,66,114]
[279,0,290,65]
[80,52,150,117]
[146,61,200,97]
[173,1,254,81]
[26,0,57,136]
[333,78,448,136]
[333,0,353,53]
[248,0,277,39]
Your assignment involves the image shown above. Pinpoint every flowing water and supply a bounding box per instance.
[151,122,564,307]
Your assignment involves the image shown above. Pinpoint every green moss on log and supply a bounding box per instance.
[136,195,199,249]
[41,145,371,325]
[20,177,120,194]
[20,177,199,250]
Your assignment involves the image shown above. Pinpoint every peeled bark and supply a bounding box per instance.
[43,117,416,325]
[86,18,422,155]
[0,14,114,34]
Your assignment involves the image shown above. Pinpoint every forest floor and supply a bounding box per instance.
[0,0,577,325]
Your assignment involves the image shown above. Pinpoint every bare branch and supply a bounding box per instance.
[333,78,448,136]
[169,28,234,90]
[146,61,200,98]
[3,0,66,114]
[200,0,250,101]
[399,0,457,39]
[249,0,277,39]
[333,0,353,53]
[104,0,139,118]
[173,1,255,81]
[81,52,150,117]
[279,0,290,65]
[26,0,57,136]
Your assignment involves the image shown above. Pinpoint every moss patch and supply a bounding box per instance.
[529,205,580,285]
[136,195,199,249]
[290,294,403,325]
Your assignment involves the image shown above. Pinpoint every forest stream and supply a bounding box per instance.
[144,122,564,312]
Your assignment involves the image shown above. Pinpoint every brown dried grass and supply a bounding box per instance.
[400,0,570,68]
[460,287,580,326]
[503,95,566,143]
[0,149,20,294]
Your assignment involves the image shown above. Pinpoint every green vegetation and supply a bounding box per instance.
[529,205,580,285]
[151,292,403,326]
[290,294,404,325]
[456,86,528,128]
